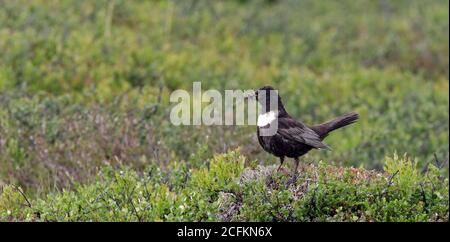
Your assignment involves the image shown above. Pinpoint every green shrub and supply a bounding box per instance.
[0,150,447,222]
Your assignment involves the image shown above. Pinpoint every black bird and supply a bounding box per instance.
[248,86,359,173]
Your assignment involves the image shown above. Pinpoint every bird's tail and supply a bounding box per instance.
[313,112,359,138]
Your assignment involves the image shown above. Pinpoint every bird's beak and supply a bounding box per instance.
[243,90,256,99]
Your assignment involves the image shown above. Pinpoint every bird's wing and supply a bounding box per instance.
[277,118,331,150]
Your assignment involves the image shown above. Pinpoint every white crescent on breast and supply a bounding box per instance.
[257,111,277,127]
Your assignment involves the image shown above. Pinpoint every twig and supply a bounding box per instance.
[128,195,142,222]
[433,153,443,169]
[387,170,399,186]
[13,185,32,208]
[381,170,399,196]
[420,183,429,213]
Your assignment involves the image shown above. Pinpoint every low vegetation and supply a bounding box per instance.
[1,150,448,222]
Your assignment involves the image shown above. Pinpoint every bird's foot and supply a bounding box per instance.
[275,166,290,175]
[276,164,283,172]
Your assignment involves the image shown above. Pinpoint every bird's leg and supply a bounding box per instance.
[286,157,300,186]
[293,157,300,177]
[277,156,285,172]
[287,157,300,184]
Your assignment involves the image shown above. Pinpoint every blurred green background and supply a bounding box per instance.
[0,0,448,195]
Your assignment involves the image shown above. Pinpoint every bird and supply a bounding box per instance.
[246,86,359,174]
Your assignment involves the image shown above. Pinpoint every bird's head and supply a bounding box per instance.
[244,86,286,115]
[244,86,275,101]
[255,86,275,101]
